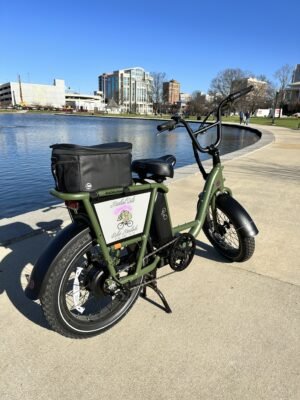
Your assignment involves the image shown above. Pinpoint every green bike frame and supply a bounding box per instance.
[25,86,259,308]
[50,161,230,287]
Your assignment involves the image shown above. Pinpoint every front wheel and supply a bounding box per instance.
[40,227,142,338]
[203,202,255,262]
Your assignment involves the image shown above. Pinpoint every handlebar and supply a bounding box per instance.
[157,120,177,132]
[220,85,254,107]
[157,85,254,154]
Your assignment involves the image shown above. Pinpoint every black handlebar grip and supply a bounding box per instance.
[157,120,177,132]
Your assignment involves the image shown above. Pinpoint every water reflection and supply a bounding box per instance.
[0,114,259,218]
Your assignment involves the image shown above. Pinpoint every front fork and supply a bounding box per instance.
[189,163,231,238]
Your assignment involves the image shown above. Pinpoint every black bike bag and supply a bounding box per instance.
[50,142,132,193]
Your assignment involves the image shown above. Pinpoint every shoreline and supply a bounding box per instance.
[0,125,273,246]
[1,109,299,129]
[0,118,262,221]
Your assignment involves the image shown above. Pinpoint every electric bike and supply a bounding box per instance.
[25,86,258,338]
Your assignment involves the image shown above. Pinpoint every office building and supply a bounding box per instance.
[0,79,105,111]
[0,79,66,108]
[176,92,191,113]
[98,67,153,114]
[231,77,267,97]
[65,91,105,112]
[163,79,180,104]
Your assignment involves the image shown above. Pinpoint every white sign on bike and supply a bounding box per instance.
[94,192,151,244]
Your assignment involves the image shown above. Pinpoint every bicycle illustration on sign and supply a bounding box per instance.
[117,208,133,230]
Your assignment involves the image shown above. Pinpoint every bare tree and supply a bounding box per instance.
[256,75,275,104]
[209,68,248,98]
[274,64,293,107]
[150,71,166,113]
[274,64,293,91]
[188,91,208,117]
[235,77,275,113]
[247,85,271,113]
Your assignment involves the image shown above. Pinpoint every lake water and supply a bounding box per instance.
[0,113,259,218]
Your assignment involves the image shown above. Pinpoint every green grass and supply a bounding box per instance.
[154,114,300,130]
[220,116,300,129]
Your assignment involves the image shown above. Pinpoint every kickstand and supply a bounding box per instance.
[140,271,172,314]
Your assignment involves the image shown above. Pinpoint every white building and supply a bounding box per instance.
[98,67,153,114]
[179,92,192,103]
[0,79,65,108]
[65,91,105,112]
[176,92,191,113]
[231,77,267,97]
[0,79,106,112]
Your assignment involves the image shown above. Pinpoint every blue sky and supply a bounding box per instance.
[1,0,299,94]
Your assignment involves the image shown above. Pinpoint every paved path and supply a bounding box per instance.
[0,125,299,400]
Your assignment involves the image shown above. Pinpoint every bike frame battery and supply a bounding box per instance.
[150,192,173,246]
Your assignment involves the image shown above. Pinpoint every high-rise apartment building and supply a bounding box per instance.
[163,79,180,104]
[98,67,153,114]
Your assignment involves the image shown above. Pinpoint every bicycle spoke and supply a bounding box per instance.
[207,207,241,252]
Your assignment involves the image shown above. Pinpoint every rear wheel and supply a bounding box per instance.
[203,204,255,262]
[40,227,142,338]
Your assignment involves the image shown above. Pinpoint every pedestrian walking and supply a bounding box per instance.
[239,111,244,124]
[244,111,250,125]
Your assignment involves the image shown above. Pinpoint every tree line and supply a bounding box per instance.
[151,64,298,117]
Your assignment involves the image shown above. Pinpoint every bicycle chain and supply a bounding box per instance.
[142,237,178,262]
[117,237,178,275]
[117,237,179,291]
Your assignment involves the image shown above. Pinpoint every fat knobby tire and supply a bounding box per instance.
[40,227,141,339]
[203,206,255,263]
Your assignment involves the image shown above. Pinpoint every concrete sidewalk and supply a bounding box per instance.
[0,125,299,400]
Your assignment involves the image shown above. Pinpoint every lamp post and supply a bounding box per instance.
[272,91,279,125]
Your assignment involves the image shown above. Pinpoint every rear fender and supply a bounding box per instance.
[25,221,88,300]
[216,194,258,237]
